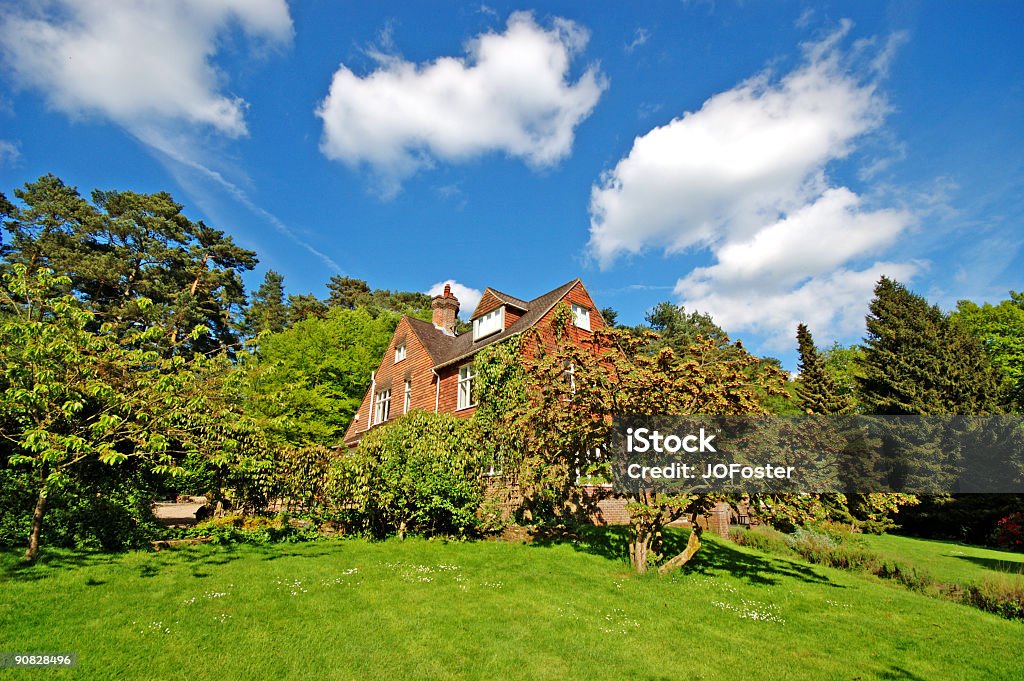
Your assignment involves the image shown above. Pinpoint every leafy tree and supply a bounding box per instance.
[822,342,865,412]
[1,174,257,355]
[0,266,254,561]
[796,323,852,415]
[240,307,400,447]
[952,292,1024,411]
[340,412,486,538]
[479,304,786,573]
[244,270,288,336]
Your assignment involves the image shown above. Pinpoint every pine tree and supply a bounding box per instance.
[244,270,288,335]
[795,323,851,415]
[857,277,1001,415]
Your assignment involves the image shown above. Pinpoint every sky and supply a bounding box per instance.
[0,1,1021,369]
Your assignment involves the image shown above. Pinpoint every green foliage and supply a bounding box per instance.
[952,292,1024,411]
[239,306,400,446]
[243,270,288,335]
[795,323,852,415]
[821,342,865,412]
[0,266,269,558]
[857,277,1002,415]
[1,174,257,355]
[340,412,486,538]
[287,293,328,324]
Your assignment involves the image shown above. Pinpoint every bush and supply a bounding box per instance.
[336,412,486,539]
[964,577,1024,621]
[992,512,1024,552]
[179,514,321,545]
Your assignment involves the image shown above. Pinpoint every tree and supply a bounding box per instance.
[244,270,288,336]
[478,304,786,574]
[287,293,328,324]
[857,277,1002,415]
[326,275,371,309]
[0,266,252,561]
[952,293,1024,411]
[2,175,258,355]
[796,323,852,415]
[239,307,401,447]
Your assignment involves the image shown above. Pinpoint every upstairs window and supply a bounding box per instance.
[473,306,504,341]
[403,379,412,414]
[374,389,391,424]
[571,303,590,331]
[457,365,476,410]
[395,343,406,363]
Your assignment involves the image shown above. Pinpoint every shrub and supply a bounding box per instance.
[963,577,1024,621]
[992,512,1024,552]
[336,412,486,539]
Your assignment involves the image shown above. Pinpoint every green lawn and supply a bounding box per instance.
[857,533,1024,586]
[2,532,1022,680]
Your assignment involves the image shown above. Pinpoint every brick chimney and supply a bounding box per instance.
[431,283,460,335]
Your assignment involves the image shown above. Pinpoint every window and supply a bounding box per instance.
[564,361,576,392]
[373,388,391,424]
[403,379,412,414]
[571,303,590,331]
[473,306,504,340]
[394,343,406,363]
[457,365,476,409]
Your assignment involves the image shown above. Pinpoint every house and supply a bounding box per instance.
[342,278,606,445]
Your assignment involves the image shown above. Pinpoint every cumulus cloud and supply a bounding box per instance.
[588,21,916,348]
[427,280,483,320]
[0,0,293,136]
[317,11,606,195]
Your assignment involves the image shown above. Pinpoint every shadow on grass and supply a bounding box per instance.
[530,525,841,587]
[1,548,121,582]
[953,554,1024,575]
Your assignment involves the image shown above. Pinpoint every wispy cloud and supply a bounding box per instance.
[0,139,20,166]
[625,27,650,54]
[0,0,336,272]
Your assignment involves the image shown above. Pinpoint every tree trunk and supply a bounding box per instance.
[629,522,653,574]
[658,516,703,576]
[24,489,48,563]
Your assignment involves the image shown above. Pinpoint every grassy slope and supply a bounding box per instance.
[857,533,1024,585]
[1,532,1022,681]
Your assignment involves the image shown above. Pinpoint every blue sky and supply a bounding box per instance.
[1,1,1021,368]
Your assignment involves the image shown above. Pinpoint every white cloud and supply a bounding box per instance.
[0,139,20,166]
[427,280,483,320]
[588,21,917,348]
[317,11,606,196]
[0,0,292,136]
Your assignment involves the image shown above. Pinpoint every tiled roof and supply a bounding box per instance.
[423,278,580,370]
[485,288,530,310]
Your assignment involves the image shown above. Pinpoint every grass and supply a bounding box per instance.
[857,533,1024,586]
[1,530,1022,680]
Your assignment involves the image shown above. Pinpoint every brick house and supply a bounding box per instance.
[342,278,605,445]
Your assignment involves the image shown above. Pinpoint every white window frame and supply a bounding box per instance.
[403,379,412,414]
[571,303,590,331]
[394,343,406,363]
[374,388,391,424]
[457,365,477,410]
[473,306,504,341]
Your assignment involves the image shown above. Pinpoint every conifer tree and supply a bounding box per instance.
[244,270,288,335]
[795,323,851,415]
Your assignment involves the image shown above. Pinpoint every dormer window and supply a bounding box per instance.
[571,303,591,331]
[473,306,504,341]
[395,343,406,363]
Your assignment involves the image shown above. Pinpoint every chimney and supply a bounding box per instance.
[431,283,460,335]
